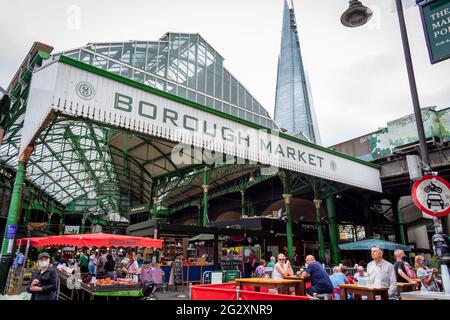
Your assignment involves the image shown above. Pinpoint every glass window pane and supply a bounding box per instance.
[230,76,238,105]
[239,109,245,119]
[146,43,159,74]
[214,61,222,100]
[144,74,155,87]
[188,90,196,102]
[134,43,147,70]
[92,55,108,70]
[197,93,205,105]
[177,86,187,99]
[109,44,123,60]
[214,100,222,111]
[178,35,189,86]
[238,84,245,108]
[121,43,134,65]
[93,44,109,56]
[187,35,197,89]
[206,56,214,96]
[223,70,230,102]
[168,35,179,82]
[167,82,176,95]
[246,92,253,111]
[121,66,132,78]
[80,51,93,65]
[197,39,206,92]
[133,71,144,83]
[245,111,252,121]
[156,78,166,91]
[223,103,230,114]
[107,60,121,75]
[230,106,238,116]
[157,43,168,78]
[205,97,214,109]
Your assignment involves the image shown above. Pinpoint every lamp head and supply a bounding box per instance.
[341,0,373,28]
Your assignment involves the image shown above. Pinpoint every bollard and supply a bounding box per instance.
[236,285,240,300]
[188,282,193,300]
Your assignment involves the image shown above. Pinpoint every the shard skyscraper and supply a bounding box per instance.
[274,0,321,144]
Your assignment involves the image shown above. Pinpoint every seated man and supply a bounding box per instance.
[300,255,334,296]
[329,266,349,300]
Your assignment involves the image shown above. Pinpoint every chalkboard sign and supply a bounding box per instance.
[172,261,183,285]
[220,260,242,272]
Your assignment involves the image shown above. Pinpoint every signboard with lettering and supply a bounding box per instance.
[5,224,17,239]
[419,0,450,64]
[21,57,382,193]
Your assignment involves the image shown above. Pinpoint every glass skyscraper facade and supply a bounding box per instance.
[274,0,321,144]
[52,33,277,129]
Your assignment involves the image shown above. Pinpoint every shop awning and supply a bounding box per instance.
[16,233,162,249]
[338,238,409,251]
[189,234,226,242]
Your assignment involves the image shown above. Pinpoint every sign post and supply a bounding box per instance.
[418,0,450,64]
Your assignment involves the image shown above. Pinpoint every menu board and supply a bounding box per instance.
[221,260,242,272]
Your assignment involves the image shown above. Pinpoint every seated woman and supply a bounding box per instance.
[415,255,439,292]
[329,266,349,300]
[272,254,295,294]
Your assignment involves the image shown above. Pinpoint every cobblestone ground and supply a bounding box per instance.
[152,286,190,300]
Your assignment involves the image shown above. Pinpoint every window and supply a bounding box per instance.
[230,106,238,116]
[214,100,222,112]
[187,35,197,89]
[156,43,168,77]
[223,70,230,102]
[177,86,187,99]
[121,43,134,65]
[188,90,196,102]
[206,97,214,109]
[134,43,147,70]
[197,39,206,92]
[145,43,159,74]
[223,103,230,114]
[197,93,206,105]
[230,76,238,105]
[238,84,245,108]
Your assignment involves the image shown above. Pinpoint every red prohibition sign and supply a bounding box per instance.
[412,175,450,217]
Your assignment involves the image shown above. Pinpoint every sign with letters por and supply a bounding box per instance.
[419,0,450,64]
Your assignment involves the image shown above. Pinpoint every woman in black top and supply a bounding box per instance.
[104,254,116,279]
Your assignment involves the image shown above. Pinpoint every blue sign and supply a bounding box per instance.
[6,224,17,239]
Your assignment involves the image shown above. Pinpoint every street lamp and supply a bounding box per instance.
[340,0,373,27]
[341,0,431,172]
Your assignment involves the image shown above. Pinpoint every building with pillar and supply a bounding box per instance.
[1,33,386,290]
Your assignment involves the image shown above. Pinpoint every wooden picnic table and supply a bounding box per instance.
[235,278,305,296]
[339,283,389,300]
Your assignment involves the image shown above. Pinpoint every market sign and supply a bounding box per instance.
[20,56,382,193]
[418,0,450,64]
[412,175,450,217]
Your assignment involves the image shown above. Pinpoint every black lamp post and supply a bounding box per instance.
[341,0,431,172]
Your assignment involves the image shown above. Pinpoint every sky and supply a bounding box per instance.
[0,0,449,146]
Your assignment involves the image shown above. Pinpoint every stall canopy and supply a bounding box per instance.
[16,233,162,249]
[338,238,409,251]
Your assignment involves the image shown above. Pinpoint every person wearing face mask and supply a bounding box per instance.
[27,252,58,300]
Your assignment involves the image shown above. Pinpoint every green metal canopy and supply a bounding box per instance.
[338,238,410,251]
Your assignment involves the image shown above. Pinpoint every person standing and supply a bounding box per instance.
[78,251,89,273]
[12,249,25,269]
[393,249,417,284]
[367,246,397,298]
[97,249,107,276]
[27,252,58,300]
[88,250,97,274]
[266,256,276,269]
[300,255,334,296]
[122,252,139,282]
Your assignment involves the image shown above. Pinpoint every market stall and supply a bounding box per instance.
[15,233,163,300]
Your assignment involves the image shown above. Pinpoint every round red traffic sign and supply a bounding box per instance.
[412,175,450,217]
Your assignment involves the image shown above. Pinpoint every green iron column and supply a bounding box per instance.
[314,199,325,263]
[81,211,88,234]
[283,193,294,258]
[1,146,33,256]
[152,196,158,218]
[202,168,209,227]
[326,196,340,265]
[392,197,407,246]
[240,190,245,218]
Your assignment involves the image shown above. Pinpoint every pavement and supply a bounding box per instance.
[152,285,190,300]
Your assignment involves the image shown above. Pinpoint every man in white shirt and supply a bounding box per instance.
[367,246,397,298]
[353,266,368,282]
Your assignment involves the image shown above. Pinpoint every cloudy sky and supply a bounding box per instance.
[0,0,449,146]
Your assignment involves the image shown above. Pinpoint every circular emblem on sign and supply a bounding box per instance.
[412,175,450,217]
[75,81,95,100]
[330,160,337,172]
